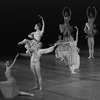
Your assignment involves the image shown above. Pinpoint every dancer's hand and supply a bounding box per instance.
[54,43,57,47]
[16,53,19,57]
[38,15,42,19]
[74,26,78,29]
[18,42,21,45]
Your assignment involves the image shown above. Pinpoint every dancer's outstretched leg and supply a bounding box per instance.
[19,91,34,96]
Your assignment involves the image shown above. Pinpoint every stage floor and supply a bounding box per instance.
[0,48,100,100]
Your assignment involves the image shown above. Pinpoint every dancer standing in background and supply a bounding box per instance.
[0,54,34,98]
[84,6,97,59]
[59,7,73,38]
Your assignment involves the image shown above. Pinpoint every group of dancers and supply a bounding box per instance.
[0,6,97,98]
[55,6,97,73]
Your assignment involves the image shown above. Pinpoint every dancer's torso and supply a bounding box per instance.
[86,18,94,37]
[33,31,42,41]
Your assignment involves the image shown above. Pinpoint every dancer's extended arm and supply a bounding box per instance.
[86,6,90,18]
[93,6,97,21]
[75,26,79,43]
[39,15,45,35]
[9,53,19,69]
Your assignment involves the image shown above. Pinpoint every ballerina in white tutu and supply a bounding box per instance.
[0,54,34,98]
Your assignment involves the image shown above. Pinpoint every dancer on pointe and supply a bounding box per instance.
[0,54,34,98]
[84,6,97,59]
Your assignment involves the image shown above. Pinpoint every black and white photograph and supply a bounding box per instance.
[0,0,100,100]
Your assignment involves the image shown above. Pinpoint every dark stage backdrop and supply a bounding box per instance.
[0,0,100,57]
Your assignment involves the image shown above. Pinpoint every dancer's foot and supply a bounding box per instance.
[70,67,77,74]
[71,71,77,74]
[39,87,43,91]
[29,93,35,96]
[32,86,39,90]
[88,56,91,59]
[55,57,58,59]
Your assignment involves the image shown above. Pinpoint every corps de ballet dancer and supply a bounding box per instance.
[59,7,73,38]
[84,6,97,59]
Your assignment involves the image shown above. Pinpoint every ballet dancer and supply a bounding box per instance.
[28,42,57,91]
[28,15,45,43]
[67,26,80,74]
[55,35,63,60]
[0,54,34,98]
[84,6,97,59]
[59,7,73,38]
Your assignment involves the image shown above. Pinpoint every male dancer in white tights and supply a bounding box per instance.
[29,42,57,90]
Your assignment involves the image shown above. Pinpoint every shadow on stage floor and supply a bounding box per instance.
[0,48,100,100]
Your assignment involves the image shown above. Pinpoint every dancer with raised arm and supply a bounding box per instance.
[84,6,97,59]
[0,54,34,98]
[59,7,73,38]
[68,26,80,74]
[29,42,57,91]
[62,6,72,22]
[28,15,45,42]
